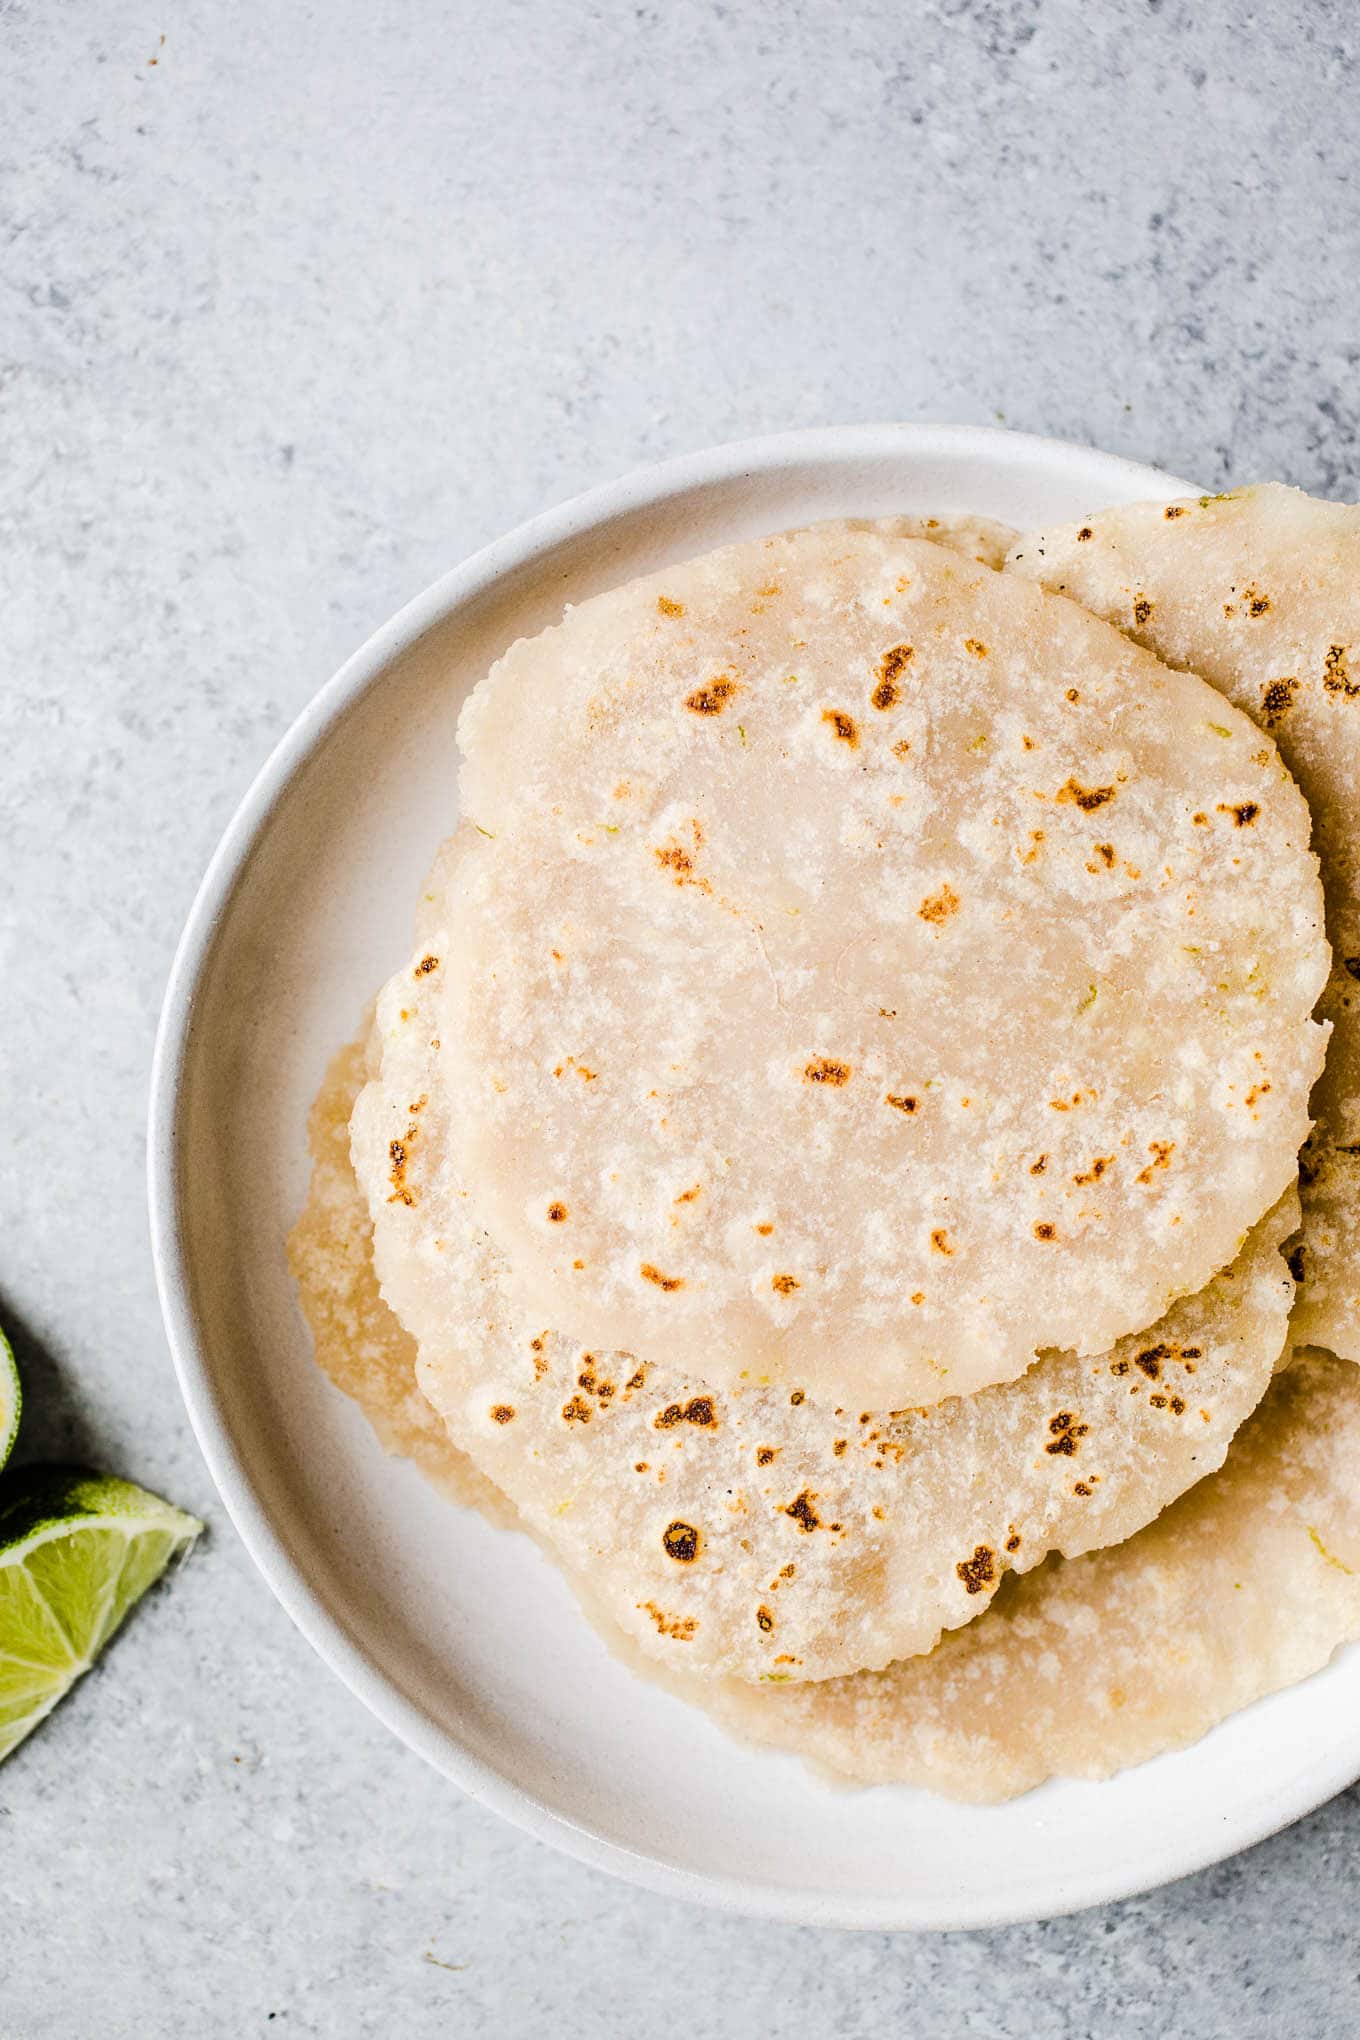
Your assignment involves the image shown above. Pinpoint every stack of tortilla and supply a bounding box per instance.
[290,487,1360,1801]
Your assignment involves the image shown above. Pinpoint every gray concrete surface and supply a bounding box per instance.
[3,0,1359,2032]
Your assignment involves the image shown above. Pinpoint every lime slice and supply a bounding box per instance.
[0,1468,201,1762]
[0,1326,18,1472]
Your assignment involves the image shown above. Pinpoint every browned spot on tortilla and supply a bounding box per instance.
[1136,1140,1175,1184]
[1073,1155,1114,1185]
[1288,1242,1308,1284]
[1245,1080,1272,1110]
[561,1395,592,1424]
[822,707,860,746]
[1093,841,1116,868]
[1066,687,1080,703]
[1261,676,1298,725]
[755,1221,774,1235]
[918,884,960,924]
[657,595,685,617]
[673,1183,702,1204]
[885,1092,918,1115]
[956,1545,996,1594]
[1164,504,1186,518]
[654,1397,717,1430]
[1076,526,1093,542]
[964,637,988,657]
[789,1390,805,1406]
[1033,1221,1057,1241]
[1005,1529,1022,1552]
[413,954,439,976]
[872,644,914,709]
[771,1273,800,1296]
[930,1228,954,1255]
[1030,1153,1048,1175]
[756,1605,774,1632]
[662,1520,701,1563]
[784,1490,821,1533]
[546,1201,568,1223]
[1243,584,1271,617]
[490,1404,515,1424]
[1324,644,1357,697]
[1057,777,1116,812]
[756,1445,777,1466]
[1218,800,1259,826]
[686,675,738,715]
[640,1262,683,1291]
[1045,1410,1089,1456]
[805,1057,852,1086]
[1133,594,1154,626]
[639,1601,697,1640]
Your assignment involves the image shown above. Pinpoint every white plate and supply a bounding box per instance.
[149,424,1360,1931]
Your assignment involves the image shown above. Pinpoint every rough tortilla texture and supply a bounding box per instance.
[291,1059,1360,1801]
[440,521,1327,1408]
[1007,485,1360,1363]
[693,1351,1360,1800]
[351,962,1300,1684]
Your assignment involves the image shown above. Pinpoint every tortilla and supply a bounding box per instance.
[292,1055,1360,1801]
[696,1350,1360,1799]
[351,969,1300,1683]
[1007,485,1359,1362]
[435,520,1327,1408]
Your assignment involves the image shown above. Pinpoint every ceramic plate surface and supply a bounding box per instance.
[150,424,1360,1930]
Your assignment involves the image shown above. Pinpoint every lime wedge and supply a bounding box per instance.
[0,1327,18,1472]
[0,1468,201,1762]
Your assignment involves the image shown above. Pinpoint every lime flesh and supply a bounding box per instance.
[0,1468,201,1762]
[0,1328,17,1473]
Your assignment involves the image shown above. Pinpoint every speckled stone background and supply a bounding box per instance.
[3,0,1359,2032]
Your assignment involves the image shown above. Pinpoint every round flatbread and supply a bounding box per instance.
[1008,484,1360,1365]
[431,520,1326,1407]
[352,960,1300,1684]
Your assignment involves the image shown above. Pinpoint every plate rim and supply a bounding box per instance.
[148,420,1360,1931]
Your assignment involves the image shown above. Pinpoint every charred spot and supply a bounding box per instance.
[1136,1140,1175,1184]
[1261,676,1298,724]
[885,1092,918,1114]
[784,1491,821,1533]
[872,644,915,709]
[1073,1155,1114,1185]
[655,843,694,876]
[1005,1530,1022,1552]
[789,1389,806,1406]
[822,707,860,746]
[1066,688,1080,702]
[561,1395,592,1424]
[1164,504,1186,518]
[1030,1153,1048,1175]
[640,1262,684,1291]
[546,1201,569,1223]
[1045,1411,1089,1456]
[756,1605,774,1632]
[930,1228,954,1255]
[964,638,989,658]
[756,1445,778,1466]
[1323,645,1357,697]
[1243,585,1271,617]
[1076,527,1094,542]
[918,884,960,924]
[686,674,738,715]
[956,1545,996,1594]
[1093,841,1116,867]
[662,1520,701,1563]
[1217,801,1259,826]
[1134,1344,1168,1380]
[673,1182,702,1204]
[654,1397,717,1430]
[771,1273,800,1296]
[805,1057,852,1086]
[1073,1480,1093,1496]
[1057,777,1116,812]
[1133,594,1154,626]
[413,954,440,976]
[1287,1243,1308,1284]
[1033,1222,1057,1241]
[657,595,685,617]
[490,1404,515,1424]
[1111,1358,1131,1376]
